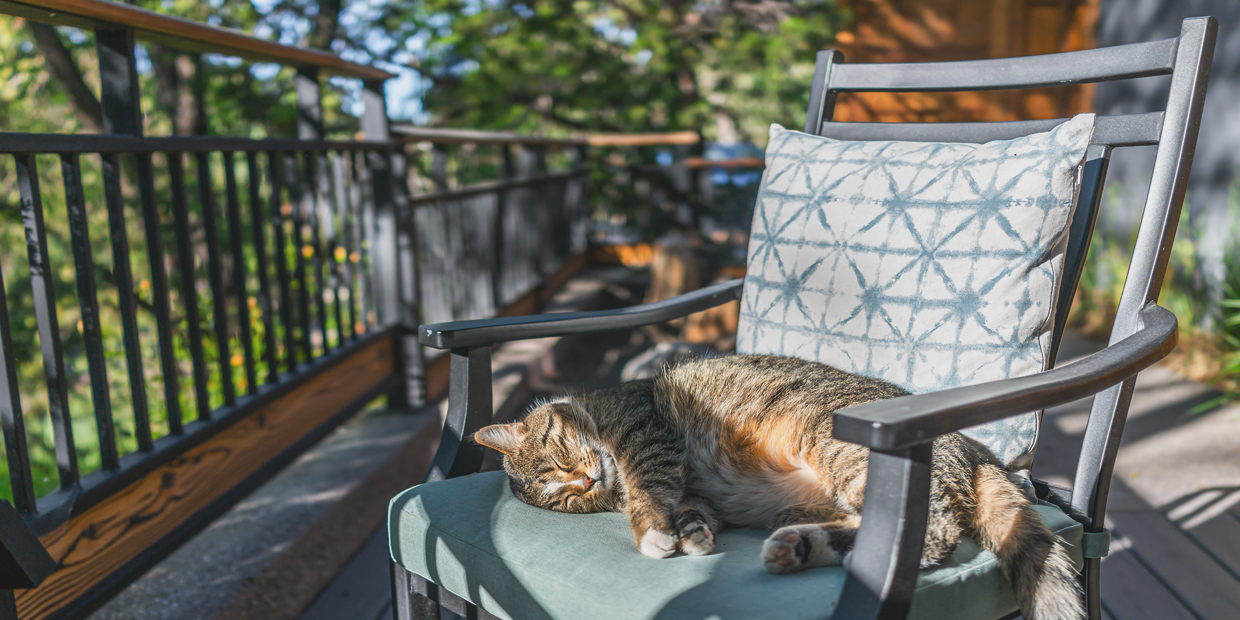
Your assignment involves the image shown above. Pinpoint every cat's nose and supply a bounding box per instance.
[581,475,595,490]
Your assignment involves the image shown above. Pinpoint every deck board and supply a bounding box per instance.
[1107,510,1240,619]
[1099,546,1197,620]
[1184,511,1240,581]
[300,526,392,620]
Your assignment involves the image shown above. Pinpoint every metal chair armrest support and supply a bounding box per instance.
[417,279,744,349]
[834,303,1178,452]
[836,303,1176,619]
[1,499,56,618]
[422,279,743,482]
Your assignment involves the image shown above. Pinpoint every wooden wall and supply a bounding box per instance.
[833,0,1100,122]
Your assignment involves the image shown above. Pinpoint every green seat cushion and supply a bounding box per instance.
[389,471,1083,620]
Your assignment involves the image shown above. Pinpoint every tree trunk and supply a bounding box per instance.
[28,21,102,133]
[150,45,206,136]
[149,45,180,132]
[311,0,343,50]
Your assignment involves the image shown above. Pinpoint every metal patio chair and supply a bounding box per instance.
[388,17,1216,620]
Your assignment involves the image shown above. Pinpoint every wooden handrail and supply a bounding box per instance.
[0,0,395,80]
[391,126,588,147]
[684,156,765,169]
[587,131,699,147]
[391,126,704,148]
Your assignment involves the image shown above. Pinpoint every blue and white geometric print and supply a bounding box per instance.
[737,114,1096,468]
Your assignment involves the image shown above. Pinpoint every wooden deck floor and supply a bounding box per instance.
[1036,335,1240,620]
[300,525,394,620]
[303,333,1240,620]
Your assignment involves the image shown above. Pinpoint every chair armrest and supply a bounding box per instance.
[417,278,744,349]
[833,303,1178,451]
[1,500,55,590]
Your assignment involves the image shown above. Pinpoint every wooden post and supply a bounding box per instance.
[492,146,515,310]
[296,67,325,141]
[430,144,449,191]
[362,79,422,407]
[96,29,142,135]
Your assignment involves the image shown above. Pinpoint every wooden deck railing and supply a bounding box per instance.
[0,3,607,619]
[0,3,745,618]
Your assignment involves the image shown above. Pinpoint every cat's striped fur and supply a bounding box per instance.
[474,354,1084,620]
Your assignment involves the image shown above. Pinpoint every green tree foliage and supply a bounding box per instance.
[0,1,386,503]
[397,0,848,143]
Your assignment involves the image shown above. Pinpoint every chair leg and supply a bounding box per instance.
[1083,557,1103,620]
[438,587,478,620]
[391,561,441,620]
[1,590,16,620]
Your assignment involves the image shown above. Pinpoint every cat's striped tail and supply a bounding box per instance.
[969,463,1085,620]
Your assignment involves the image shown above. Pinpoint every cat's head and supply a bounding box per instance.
[473,397,620,514]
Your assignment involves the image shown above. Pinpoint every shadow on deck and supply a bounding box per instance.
[1036,335,1240,620]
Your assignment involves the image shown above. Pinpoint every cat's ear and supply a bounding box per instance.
[472,423,525,455]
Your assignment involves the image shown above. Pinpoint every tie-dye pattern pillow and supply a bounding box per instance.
[737,114,1096,468]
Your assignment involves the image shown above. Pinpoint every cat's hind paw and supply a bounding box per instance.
[762,524,848,574]
[763,530,808,574]
[678,521,715,556]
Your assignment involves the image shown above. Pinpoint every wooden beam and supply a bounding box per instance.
[683,157,765,169]
[592,243,654,267]
[0,0,394,80]
[390,126,587,147]
[586,131,700,147]
[14,336,395,619]
[390,127,703,148]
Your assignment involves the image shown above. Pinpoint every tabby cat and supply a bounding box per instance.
[473,354,1084,620]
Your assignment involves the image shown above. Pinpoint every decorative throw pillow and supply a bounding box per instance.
[736,114,1096,469]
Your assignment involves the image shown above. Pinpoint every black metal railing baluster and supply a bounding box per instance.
[223,152,257,394]
[347,151,368,335]
[327,152,349,344]
[301,151,330,354]
[16,154,78,488]
[0,264,35,513]
[197,152,235,407]
[61,154,119,471]
[445,198,463,321]
[247,152,278,384]
[137,153,183,435]
[268,152,297,372]
[101,153,153,454]
[283,153,314,362]
[492,146,512,310]
[168,152,211,420]
[353,151,378,330]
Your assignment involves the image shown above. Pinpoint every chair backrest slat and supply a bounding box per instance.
[817,112,1164,146]
[828,37,1178,93]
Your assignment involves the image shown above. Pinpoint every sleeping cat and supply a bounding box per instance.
[473,354,1084,620]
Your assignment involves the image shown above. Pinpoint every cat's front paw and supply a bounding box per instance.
[639,528,678,558]
[678,520,715,556]
[762,525,847,574]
